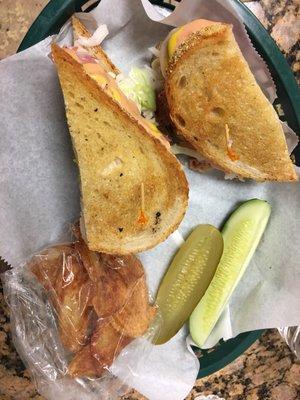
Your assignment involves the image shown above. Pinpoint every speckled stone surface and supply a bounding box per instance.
[188,332,300,400]
[0,0,49,60]
[246,0,300,83]
[0,1,299,399]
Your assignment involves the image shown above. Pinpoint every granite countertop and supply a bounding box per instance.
[0,0,299,399]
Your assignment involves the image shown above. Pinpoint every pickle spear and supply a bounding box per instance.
[154,225,223,345]
[189,199,271,347]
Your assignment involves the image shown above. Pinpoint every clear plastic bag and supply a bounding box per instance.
[2,225,160,400]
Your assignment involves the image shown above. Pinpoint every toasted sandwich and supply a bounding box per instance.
[157,19,297,182]
[51,19,188,254]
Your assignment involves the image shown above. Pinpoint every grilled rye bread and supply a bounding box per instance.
[52,43,188,254]
[72,16,119,74]
[165,23,297,182]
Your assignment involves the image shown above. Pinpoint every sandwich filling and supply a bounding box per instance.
[167,19,217,60]
[64,46,169,147]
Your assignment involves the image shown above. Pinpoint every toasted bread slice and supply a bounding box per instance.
[52,44,188,254]
[71,16,119,74]
[165,23,297,182]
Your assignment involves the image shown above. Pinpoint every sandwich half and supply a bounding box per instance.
[51,22,188,254]
[160,20,297,182]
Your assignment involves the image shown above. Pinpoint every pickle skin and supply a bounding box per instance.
[189,199,271,348]
[154,224,223,345]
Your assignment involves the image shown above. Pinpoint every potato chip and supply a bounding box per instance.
[30,244,73,291]
[30,225,154,378]
[68,344,98,378]
[54,252,94,353]
[91,318,132,373]
[112,276,157,338]
[74,235,144,318]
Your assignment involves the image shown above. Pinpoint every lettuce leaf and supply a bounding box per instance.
[117,67,157,112]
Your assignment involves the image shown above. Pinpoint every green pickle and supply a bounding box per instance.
[189,199,271,348]
[154,225,223,345]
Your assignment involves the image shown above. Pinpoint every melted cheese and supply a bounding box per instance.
[65,47,169,147]
[167,19,217,59]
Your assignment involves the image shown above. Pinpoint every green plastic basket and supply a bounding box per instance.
[18,0,300,380]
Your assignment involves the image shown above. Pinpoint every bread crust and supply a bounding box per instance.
[71,16,119,74]
[52,43,188,254]
[165,23,297,182]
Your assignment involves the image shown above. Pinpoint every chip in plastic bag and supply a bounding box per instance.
[2,225,159,399]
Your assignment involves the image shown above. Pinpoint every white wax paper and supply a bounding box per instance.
[0,0,299,399]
